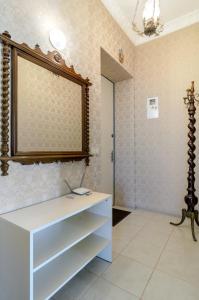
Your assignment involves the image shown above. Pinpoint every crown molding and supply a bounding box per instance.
[101,0,199,46]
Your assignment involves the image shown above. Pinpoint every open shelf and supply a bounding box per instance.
[0,192,112,300]
[34,234,109,300]
[33,211,109,271]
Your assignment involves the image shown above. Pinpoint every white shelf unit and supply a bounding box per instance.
[0,192,112,300]
[33,211,109,272]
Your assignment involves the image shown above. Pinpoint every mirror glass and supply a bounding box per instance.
[17,56,82,152]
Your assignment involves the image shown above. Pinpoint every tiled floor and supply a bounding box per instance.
[53,209,199,300]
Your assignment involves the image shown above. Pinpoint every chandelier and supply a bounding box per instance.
[132,0,164,37]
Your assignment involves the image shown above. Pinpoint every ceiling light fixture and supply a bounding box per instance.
[132,0,163,37]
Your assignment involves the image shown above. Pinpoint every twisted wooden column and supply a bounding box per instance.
[85,83,90,166]
[185,82,198,211]
[1,31,11,176]
[170,81,199,241]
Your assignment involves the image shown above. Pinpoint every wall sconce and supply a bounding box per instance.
[119,49,124,64]
[49,29,66,50]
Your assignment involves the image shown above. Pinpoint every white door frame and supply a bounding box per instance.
[101,75,116,206]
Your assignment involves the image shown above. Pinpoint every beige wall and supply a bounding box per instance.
[115,79,135,207]
[135,24,199,215]
[2,0,197,216]
[0,0,135,213]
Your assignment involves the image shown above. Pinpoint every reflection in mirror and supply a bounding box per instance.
[17,56,82,152]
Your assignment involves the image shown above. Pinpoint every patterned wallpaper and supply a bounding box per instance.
[115,79,135,208]
[0,0,135,214]
[3,0,196,216]
[135,23,199,215]
[18,56,82,152]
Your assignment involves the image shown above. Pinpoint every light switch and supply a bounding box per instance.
[147,97,159,119]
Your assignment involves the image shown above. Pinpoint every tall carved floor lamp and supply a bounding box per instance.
[170,81,199,241]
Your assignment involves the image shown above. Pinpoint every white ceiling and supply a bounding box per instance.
[101,0,199,45]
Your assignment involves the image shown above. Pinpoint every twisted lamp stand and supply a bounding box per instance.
[170,81,199,241]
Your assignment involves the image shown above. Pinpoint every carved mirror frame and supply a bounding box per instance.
[0,31,91,176]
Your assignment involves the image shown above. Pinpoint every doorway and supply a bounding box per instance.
[100,48,133,207]
[100,76,115,199]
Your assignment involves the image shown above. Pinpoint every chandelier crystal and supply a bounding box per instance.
[132,0,163,37]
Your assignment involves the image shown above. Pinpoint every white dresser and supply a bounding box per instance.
[0,192,112,300]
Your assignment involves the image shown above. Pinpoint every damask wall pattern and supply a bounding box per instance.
[135,24,199,215]
[0,0,135,213]
[18,56,82,152]
[1,0,199,216]
[115,79,135,208]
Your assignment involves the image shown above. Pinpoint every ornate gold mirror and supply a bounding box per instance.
[0,31,91,175]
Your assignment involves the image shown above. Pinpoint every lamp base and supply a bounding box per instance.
[170,209,199,241]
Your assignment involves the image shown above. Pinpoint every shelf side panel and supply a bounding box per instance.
[0,219,32,300]
[95,221,112,262]
[88,197,112,262]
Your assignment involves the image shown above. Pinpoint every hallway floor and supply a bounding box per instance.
[53,209,199,300]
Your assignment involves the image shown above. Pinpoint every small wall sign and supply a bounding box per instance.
[147,97,159,119]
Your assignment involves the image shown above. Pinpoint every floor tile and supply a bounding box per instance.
[142,270,199,300]
[165,226,199,254]
[113,222,141,239]
[134,226,171,248]
[121,213,150,228]
[86,257,111,276]
[151,213,177,223]
[144,220,173,235]
[53,269,97,300]
[156,246,199,288]
[122,236,163,268]
[102,255,152,297]
[52,208,199,300]
[112,250,119,260]
[130,209,155,218]
[112,236,131,253]
[81,277,138,300]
